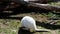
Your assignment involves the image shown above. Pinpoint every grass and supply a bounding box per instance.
[58,30,60,34]
[49,2,60,6]
[0,19,20,34]
[0,12,60,34]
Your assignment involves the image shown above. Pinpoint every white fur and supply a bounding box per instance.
[21,16,37,30]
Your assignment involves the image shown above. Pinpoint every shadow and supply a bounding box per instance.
[36,21,60,30]
[0,1,52,18]
[0,1,9,11]
[18,27,48,34]
[18,27,34,34]
[52,12,60,15]
[0,17,23,20]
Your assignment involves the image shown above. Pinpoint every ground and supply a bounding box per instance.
[0,1,60,34]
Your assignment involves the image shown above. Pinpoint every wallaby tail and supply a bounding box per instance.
[35,28,51,32]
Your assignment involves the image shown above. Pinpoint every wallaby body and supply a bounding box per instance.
[21,16,50,31]
[21,16,36,30]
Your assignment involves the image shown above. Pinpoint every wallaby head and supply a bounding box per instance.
[21,16,50,32]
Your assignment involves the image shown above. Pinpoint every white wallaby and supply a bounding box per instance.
[21,16,50,31]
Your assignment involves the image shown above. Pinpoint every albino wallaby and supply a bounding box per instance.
[21,16,50,32]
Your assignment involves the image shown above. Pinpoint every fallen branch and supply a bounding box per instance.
[13,0,60,11]
[2,0,60,11]
[26,2,60,11]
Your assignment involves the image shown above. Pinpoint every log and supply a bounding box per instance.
[27,2,60,11]
[12,0,60,11]
[1,0,60,11]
